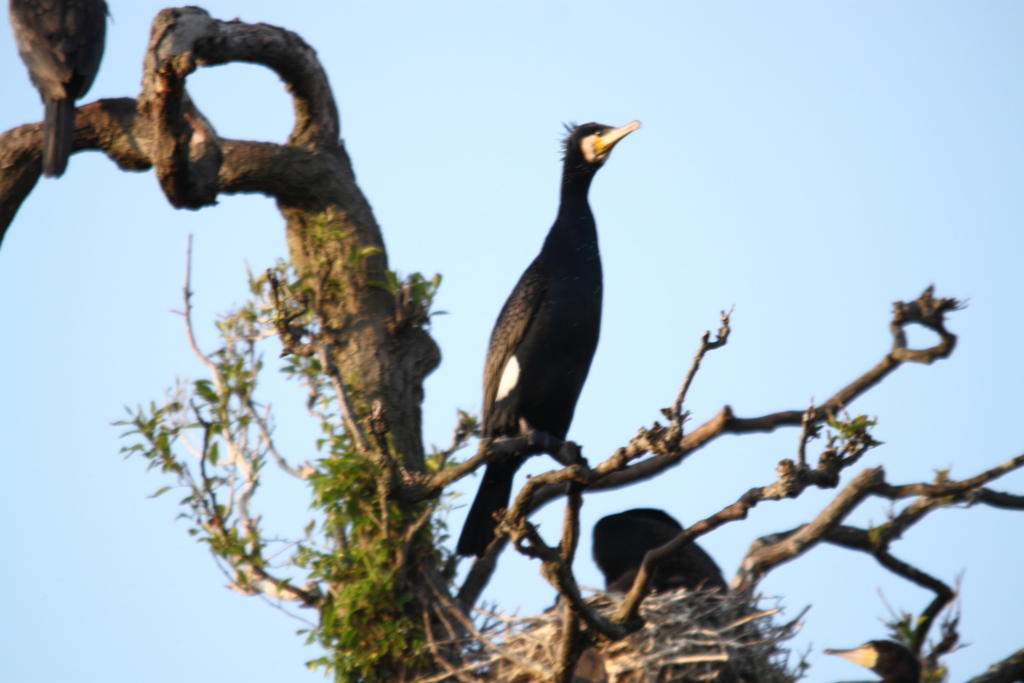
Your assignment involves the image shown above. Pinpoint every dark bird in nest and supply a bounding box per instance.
[825,640,922,683]
[9,0,108,177]
[456,120,641,558]
[592,508,728,594]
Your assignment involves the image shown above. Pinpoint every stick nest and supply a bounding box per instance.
[466,589,805,683]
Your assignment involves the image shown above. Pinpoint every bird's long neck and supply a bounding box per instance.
[543,166,598,257]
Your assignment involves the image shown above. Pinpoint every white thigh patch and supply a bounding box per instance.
[495,355,520,402]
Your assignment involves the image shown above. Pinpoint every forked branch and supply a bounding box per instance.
[667,306,733,432]
[523,287,963,523]
[734,451,1024,650]
[458,288,964,614]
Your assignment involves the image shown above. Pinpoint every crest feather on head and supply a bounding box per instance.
[561,122,579,159]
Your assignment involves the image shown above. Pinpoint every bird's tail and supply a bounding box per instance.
[456,461,517,558]
[43,98,76,178]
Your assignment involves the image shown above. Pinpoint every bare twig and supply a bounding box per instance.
[248,400,314,478]
[421,606,475,683]
[667,307,733,430]
[456,536,508,614]
[395,504,435,588]
[874,452,1024,502]
[230,562,320,607]
[176,235,219,380]
[512,520,631,641]
[436,411,477,472]
[554,482,585,683]
[421,566,553,680]
[927,591,962,664]
[317,343,374,455]
[796,401,818,468]
[256,592,318,628]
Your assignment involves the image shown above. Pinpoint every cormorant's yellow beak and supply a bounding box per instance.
[594,120,641,157]
[824,644,880,670]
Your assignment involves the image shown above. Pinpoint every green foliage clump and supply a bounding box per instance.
[119,253,452,682]
[372,270,446,332]
[287,350,439,681]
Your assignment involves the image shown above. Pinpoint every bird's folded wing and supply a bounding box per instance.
[481,253,548,428]
[9,0,106,99]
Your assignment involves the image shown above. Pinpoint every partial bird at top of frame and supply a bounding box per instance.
[9,0,109,178]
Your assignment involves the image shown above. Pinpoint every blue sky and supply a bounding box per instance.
[1,2,1022,682]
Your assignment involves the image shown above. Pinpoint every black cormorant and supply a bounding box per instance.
[9,0,108,177]
[593,508,727,594]
[825,640,922,683]
[456,121,641,558]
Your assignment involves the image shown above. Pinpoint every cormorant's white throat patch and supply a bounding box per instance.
[495,356,520,401]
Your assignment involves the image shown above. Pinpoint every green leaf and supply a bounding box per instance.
[194,379,218,403]
[148,486,173,499]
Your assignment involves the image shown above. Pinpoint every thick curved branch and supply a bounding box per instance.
[178,11,339,148]
[824,526,953,651]
[732,467,886,593]
[139,6,338,147]
[1,6,440,468]
[875,550,952,649]
[135,6,339,207]
[973,489,1024,509]
[0,98,325,242]
[1,4,344,223]
[0,98,151,241]
[141,37,222,208]
[964,648,1024,683]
